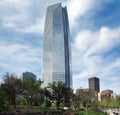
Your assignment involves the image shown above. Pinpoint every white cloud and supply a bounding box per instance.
[66,0,114,30]
[73,30,97,52]
[0,0,113,34]
[0,42,42,78]
[1,0,108,34]
[74,27,120,57]
[0,0,42,33]
[0,0,104,33]
[66,0,95,28]
[17,17,45,34]
[86,27,120,56]
[0,0,68,34]
[0,0,30,21]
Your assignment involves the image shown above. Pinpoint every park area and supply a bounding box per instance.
[0,73,119,115]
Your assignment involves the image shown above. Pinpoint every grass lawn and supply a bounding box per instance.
[77,110,108,115]
[15,106,64,115]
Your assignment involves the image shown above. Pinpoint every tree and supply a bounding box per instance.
[82,91,92,110]
[0,87,11,113]
[1,72,22,109]
[22,78,43,106]
[72,89,96,111]
[116,95,120,108]
[44,82,73,108]
[63,86,73,107]
[71,94,82,110]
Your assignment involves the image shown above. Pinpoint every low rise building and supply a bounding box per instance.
[98,89,115,101]
[76,88,96,101]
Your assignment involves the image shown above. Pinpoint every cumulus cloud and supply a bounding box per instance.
[0,41,42,78]
[0,0,43,33]
[16,17,45,34]
[0,0,68,34]
[0,0,107,33]
[86,27,120,56]
[66,0,95,28]
[74,27,120,55]
[66,0,112,29]
[0,0,30,22]
[0,0,113,34]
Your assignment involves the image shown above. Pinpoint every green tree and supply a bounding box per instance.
[71,94,82,110]
[44,82,73,108]
[1,72,22,109]
[22,78,43,106]
[0,88,11,113]
[72,89,96,111]
[116,95,120,108]
[82,91,92,110]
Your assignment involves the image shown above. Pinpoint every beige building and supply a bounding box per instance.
[98,89,115,101]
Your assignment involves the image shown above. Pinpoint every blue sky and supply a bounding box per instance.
[0,0,120,94]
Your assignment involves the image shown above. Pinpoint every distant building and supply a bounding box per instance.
[89,77,100,94]
[76,88,90,96]
[98,89,115,101]
[22,71,37,80]
[76,88,96,101]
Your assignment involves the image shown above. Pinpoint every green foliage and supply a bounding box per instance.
[77,110,108,115]
[90,100,99,109]
[22,78,43,106]
[0,91,11,113]
[24,109,63,115]
[98,97,120,108]
[44,100,51,107]
[59,102,65,108]
[0,72,44,111]
[16,97,27,105]
[71,90,96,110]
[52,102,56,108]
[44,82,73,108]
[116,95,120,107]
[1,72,22,108]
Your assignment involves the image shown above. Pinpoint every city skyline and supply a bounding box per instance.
[0,0,120,93]
[42,3,72,87]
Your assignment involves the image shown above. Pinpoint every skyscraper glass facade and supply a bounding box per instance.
[42,3,72,88]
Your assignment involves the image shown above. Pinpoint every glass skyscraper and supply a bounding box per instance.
[42,3,72,88]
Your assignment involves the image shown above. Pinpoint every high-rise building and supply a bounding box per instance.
[42,3,72,88]
[89,77,100,94]
[22,71,37,81]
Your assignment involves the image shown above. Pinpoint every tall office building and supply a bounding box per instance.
[89,77,100,94]
[42,3,72,88]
